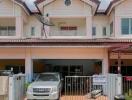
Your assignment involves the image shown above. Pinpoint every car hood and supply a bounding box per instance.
[30,81,60,88]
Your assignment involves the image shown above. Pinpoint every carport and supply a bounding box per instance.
[0,59,25,74]
[33,59,103,79]
[24,47,109,82]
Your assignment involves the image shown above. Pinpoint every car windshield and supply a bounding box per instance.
[37,74,59,81]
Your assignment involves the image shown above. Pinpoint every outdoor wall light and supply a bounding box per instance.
[64,0,71,6]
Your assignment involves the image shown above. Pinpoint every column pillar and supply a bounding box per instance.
[117,51,121,74]
[102,48,109,74]
[16,16,23,38]
[86,16,92,39]
[25,48,33,82]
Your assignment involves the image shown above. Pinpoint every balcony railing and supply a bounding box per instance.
[49,30,84,36]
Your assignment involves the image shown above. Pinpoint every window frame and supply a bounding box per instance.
[31,26,35,36]
[0,26,15,36]
[103,27,107,36]
[121,18,132,35]
[92,26,96,36]
[110,22,113,35]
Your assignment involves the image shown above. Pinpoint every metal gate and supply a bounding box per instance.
[0,73,25,100]
[63,74,122,100]
[123,76,132,100]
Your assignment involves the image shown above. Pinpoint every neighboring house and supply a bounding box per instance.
[0,0,132,82]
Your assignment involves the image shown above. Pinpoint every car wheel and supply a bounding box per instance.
[56,92,61,100]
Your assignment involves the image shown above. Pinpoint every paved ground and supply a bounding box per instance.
[25,95,108,100]
[61,95,108,100]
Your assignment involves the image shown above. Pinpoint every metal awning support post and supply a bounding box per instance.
[117,51,121,74]
[108,50,110,73]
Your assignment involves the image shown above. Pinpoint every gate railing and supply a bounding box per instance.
[64,74,123,100]
[64,76,108,100]
[0,74,25,100]
[123,76,132,99]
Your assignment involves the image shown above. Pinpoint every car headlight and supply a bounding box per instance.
[52,87,58,93]
[27,86,33,93]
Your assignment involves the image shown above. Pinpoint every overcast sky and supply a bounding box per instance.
[25,0,113,11]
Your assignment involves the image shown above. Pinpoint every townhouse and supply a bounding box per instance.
[0,0,132,82]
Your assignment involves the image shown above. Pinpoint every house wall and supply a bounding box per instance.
[114,0,132,38]
[50,18,86,37]
[0,18,15,26]
[109,10,115,37]
[93,15,109,38]
[110,53,132,59]
[24,16,42,38]
[43,0,92,17]
[0,47,108,81]
[0,0,27,18]
[0,0,28,39]
[37,0,93,39]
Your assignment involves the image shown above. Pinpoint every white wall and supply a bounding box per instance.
[0,18,15,26]
[50,18,86,37]
[114,0,132,38]
[109,10,115,37]
[43,0,92,17]
[0,0,23,17]
[0,0,29,38]
[93,15,109,38]
[24,16,42,38]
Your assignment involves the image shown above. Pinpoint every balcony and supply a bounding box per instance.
[47,18,87,38]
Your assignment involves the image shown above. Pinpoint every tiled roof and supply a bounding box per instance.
[105,0,122,14]
[35,0,100,5]
[15,0,41,14]
[0,38,131,47]
[15,0,32,14]
[0,38,131,43]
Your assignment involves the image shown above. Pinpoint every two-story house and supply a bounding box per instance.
[0,0,132,82]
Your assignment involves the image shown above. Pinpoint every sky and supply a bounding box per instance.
[24,0,113,12]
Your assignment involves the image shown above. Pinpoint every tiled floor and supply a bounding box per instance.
[60,95,108,100]
[24,95,108,100]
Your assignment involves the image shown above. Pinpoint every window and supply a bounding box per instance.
[8,26,15,36]
[110,22,113,35]
[0,26,15,36]
[103,27,107,36]
[31,27,35,36]
[60,26,77,31]
[121,18,132,35]
[60,26,78,36]
[92,27,96,36]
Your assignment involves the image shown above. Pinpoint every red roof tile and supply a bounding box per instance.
[35,0,100,5]
[0,38,131,47]
[105,0,122,14]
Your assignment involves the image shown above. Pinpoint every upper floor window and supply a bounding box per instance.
[121,18,132,35]
[0,26,15,36]
[92,27,96,36]
[110,22,113,35]
[31,27,35,36]
[103,27,107,36]
[60,26,77,31]
[59,26,78,36]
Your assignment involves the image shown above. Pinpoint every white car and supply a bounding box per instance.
[27,73,62,100]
